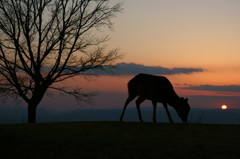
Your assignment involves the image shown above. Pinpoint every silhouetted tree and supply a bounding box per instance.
[0,0,122,123]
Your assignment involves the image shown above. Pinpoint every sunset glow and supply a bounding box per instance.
[1,0,240,127]
[221,105,228,110]
[4,0,240,111]
[101,0,240,110]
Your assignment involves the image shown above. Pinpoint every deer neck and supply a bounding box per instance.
[167,95,181,108]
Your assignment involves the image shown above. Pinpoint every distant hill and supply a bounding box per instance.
[1,106,240,124]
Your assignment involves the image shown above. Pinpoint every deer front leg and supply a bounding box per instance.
[136,97,145,122]
[120,96,134,122]
[152,100,157,123]
[163,103,174,123]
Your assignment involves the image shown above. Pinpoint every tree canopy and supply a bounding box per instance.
[0,0,122,123]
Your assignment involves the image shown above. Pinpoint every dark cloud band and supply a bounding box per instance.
[185,85,240,92]
[108,62,203,75]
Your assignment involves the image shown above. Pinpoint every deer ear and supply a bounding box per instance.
[185,98,188,102]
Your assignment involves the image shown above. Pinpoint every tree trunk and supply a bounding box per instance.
[28,103,38,123]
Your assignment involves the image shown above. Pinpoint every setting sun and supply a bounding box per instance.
[221,105,228,110]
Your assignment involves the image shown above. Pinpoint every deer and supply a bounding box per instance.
[119,73,190,123]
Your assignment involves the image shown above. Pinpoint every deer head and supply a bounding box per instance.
[174,98,190,122]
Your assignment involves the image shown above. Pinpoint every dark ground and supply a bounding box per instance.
[0,122,240,159]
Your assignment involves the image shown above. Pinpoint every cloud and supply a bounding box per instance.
[104,62,203,75]
[185,85,240,92]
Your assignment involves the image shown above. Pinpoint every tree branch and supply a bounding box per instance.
[49,86,96,105]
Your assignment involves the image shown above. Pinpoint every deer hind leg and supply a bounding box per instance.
[120,95,137,121]
[152,100,157,123]
[136,96,145,122]
[163,103,174,123]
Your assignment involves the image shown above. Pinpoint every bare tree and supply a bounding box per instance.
[0,0,122,123]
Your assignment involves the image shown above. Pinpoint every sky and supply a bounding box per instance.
[113,0,240,68]
[81,0,240,110]
[2,0,240,114]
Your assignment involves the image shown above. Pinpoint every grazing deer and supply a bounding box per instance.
[120,73,190,123]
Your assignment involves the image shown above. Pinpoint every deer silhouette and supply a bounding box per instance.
[120,73,190,123]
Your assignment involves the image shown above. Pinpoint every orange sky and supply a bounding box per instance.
[41,0,240,110]
[107,0,240,92]
[109,0,240,69]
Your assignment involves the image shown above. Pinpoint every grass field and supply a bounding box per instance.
[0,122,240,159]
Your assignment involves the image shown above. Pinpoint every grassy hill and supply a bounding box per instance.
[0,122,239,159]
